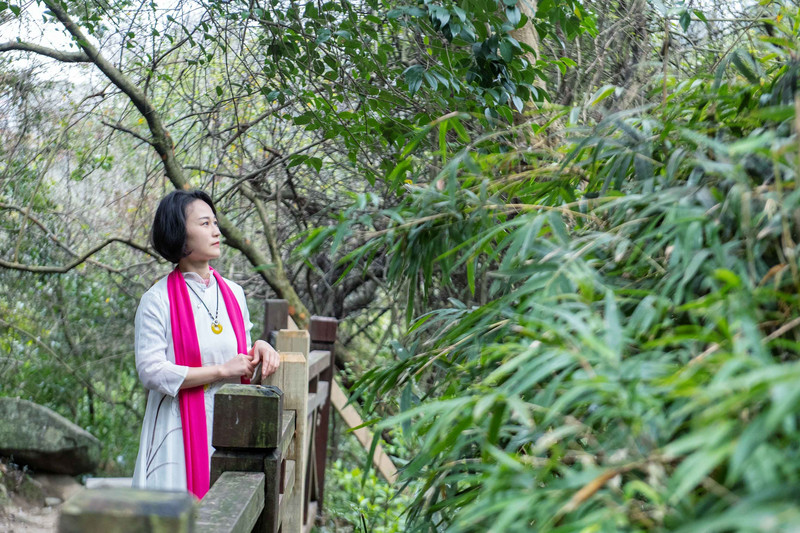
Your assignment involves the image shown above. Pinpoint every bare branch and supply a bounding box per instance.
[220,101,295,150]
[240,182,284,273]
[216,138,327,201]
[0,202,156,275]
[0,41,91,62]
[100,120,153,145]
[0,237,154,274]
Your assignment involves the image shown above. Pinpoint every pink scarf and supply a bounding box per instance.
[167,266,249,498]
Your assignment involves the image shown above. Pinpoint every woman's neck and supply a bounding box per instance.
[177,259,211,280]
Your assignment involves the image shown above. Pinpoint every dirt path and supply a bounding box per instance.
[0,496,59,533]
[0,471,84,533]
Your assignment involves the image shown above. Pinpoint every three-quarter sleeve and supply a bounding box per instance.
[134,289,188,397]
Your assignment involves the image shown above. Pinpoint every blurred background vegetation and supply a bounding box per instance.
[2,0,800,530]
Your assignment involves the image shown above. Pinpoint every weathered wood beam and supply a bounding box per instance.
[281,410,296,458]
[213,384,283,449]
[58,489,194,533]
[331,380,398,483]
[196,472,265,533]
[307,350,331,381]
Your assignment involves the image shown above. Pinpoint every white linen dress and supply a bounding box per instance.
[131,271,253,491]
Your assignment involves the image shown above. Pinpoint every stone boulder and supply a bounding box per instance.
[0,398,101,475]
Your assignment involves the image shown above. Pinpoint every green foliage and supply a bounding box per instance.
[198,0,589,183]
[304,2,800,531]
[0,270,144,474]
[320,460,409,533]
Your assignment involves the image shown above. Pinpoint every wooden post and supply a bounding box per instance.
[211,384,283,533]
[309,316,337,517]
[264,330,309,533]
[58,489,194,533]
[264,299,289,345]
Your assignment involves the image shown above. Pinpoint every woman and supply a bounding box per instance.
[131,190,279,497]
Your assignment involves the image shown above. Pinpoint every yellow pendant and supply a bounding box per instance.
[211,321,223,334]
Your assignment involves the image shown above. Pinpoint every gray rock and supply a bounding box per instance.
[32,473,83,501]
[45,496,62,507]
[0,398,101,475]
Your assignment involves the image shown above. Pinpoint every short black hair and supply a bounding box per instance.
[150,190,217,263]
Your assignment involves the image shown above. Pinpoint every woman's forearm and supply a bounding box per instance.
[179,365,224,389]
[178,353,256,390]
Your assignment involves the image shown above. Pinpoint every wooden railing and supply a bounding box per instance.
[58,302,337,533]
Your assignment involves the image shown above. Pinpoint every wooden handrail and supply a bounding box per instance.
[196,472,265,533]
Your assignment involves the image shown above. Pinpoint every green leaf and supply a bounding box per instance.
[668,442,733,504]
[307,157,323,172]
[589,85,616,106]
[713,268,741,288]
[730,48,760,84]
[679,10,691,32]
[693,9,708,23]
[751,105,794,122]
[604,290,622,359]
[506,6,521,26]
[467,256,475,295]
[404,65,425,96]
[315,28,331,44]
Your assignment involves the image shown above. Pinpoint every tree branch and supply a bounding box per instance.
[0,41,91,62]
[100,120,153,145]
[240,182,285,275]
[0,237,154,274]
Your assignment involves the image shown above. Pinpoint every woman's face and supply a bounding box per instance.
[183,199,221,262]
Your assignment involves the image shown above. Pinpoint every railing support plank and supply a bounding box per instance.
[331,380,398,483]
[309,316,337,515]
[307,350,331,381]
[279,459,296,519]
[264,300,289,345]
[280,410,296,457]
[264,335,309,533]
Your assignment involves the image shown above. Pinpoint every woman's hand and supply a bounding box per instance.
[180,353,255,390]
[249,340,280,379]
[221,353,257,379]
